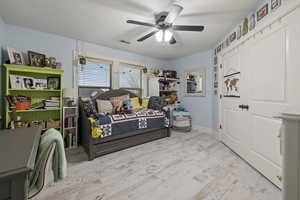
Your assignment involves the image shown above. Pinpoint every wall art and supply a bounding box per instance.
[217,45,222,53]
[226,37,230,47]
[257,4,269,22]
[237,25,242,40]
[242,18,249,36]
[28,51,46,67]
[271,0,282,11]
[223,72,240,98]
[7,47,25,65]
[249,13,256,31]
[230,32,237,43]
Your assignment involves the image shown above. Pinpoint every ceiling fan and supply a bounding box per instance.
[126,3,205,45]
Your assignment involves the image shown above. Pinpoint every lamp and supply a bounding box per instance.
[155,30,173,42]
[63,88,75,98]
[63,88,76,106]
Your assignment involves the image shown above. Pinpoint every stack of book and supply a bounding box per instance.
[44,100,60,109]
[64,116,75,128]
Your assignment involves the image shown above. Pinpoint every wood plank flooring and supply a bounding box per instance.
[33,130,281,200]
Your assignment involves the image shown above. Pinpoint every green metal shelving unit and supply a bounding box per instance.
[2,64,64,130]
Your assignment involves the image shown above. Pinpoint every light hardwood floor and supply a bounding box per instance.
[33,130,281,200]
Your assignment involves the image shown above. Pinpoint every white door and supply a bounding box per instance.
[221,22,288,188]
[246,23,286,187]
[221,46,251,161]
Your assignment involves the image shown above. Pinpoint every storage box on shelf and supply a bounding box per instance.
[2,64,64,131]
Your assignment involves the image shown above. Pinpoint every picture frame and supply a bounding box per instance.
[249,13,256,31]
[271,0,282,11]
[237,25,242,40]
[230,32,237,43]
[214,56,218,65]
[184,69,206,97]
[257,4,269,22]
[242,18,249,36]
[35,79,48,89]
[28,51,46,67]
[23,77,35,89]
[47,77,60,90]
[216,45,222,53]
[9,75,24,89]
[7,47,25,65]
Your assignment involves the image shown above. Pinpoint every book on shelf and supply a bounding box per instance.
[44,100,60,108]
[64,116,75,128]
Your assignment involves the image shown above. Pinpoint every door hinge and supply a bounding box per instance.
[219,94,222,99]
[219,124,222,129]
[220,64,223,69]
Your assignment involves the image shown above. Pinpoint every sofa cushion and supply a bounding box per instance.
[130,97,143,110]
[148,96,165,110]
[110,95,129,113]
[96,99,113,114]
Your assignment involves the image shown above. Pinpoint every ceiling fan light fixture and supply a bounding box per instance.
[164,30,173,42]
[155,29,173,43]
[155,30,163,42]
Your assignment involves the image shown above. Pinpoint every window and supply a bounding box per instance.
[119,63,143,96]
[78,59,112,89]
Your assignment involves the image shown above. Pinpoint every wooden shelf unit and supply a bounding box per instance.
[2,64,64,130]
[63,106,78,149]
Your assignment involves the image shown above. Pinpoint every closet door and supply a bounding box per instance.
[221,46,251,161]
[246,24,286,188]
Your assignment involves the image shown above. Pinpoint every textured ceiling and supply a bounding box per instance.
[0,0,261,59]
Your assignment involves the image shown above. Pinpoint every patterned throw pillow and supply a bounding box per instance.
[81,98,98,118]
[142,97,149,109]
[130,97,143,110]
[110,95,129,113]
[148,96,165,110]
[96,99,113,114]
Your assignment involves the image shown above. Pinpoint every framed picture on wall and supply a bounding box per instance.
[242,18,249,36]
[271,0,282,11]
[47,77,60,90]
[257,4,269,22]
[230,32,237,43]
[249,13,256,31]
[7,47,25,65]
[28,51,46,67]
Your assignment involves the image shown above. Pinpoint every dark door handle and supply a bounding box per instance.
[238,104,250,111]
[244,105,249,110]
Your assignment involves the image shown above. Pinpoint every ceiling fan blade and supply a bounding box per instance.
[137,30,158,42]
[127,20,155,27]
[165,4,183,24]
[173,25,205,32]
[169,36,177,45]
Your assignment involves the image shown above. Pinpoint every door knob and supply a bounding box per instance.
[238,104,244,109]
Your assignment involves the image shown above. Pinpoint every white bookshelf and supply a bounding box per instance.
[63,106,78,149]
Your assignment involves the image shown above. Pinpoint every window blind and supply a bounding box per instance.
[78,61,111,87]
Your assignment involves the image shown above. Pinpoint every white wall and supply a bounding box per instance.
[169,50,215,129]
[4,24,169,89]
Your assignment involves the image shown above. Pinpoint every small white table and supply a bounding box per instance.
[277,109,300,200]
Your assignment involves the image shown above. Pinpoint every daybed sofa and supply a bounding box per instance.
[79,89,171,160]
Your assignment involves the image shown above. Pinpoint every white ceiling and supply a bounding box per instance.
[0,0,261,60]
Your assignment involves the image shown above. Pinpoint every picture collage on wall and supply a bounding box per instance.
[214,0,283,54]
